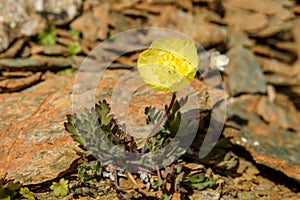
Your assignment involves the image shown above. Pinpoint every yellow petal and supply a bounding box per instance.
[150,37,199,69]
[137,37,199,92]
[137,63,190,92]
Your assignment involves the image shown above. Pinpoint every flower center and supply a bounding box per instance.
[158,53,189,76]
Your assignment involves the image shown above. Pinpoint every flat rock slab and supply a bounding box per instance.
[0,72,79,185]
[225,95,300,182]
[0,68,212,185]
[225,46,267,96]
[225,11,268,33]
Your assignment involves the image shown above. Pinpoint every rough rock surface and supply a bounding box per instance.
[0,73,78,184]
[0,0,82,52]
[225,46,267,96]
[225,95,300,181]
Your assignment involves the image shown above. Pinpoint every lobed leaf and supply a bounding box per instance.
[50,178,69,197]
[19,187,35,200]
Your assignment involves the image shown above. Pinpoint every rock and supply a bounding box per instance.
[71,11,108,41]
[222,0,296,36]
[292,19,300,72]
[224,10,268,33]
[194,7,224,23]
[120,8,149,18]
[225,95,300,182]
[279,87,300,110]
[0,0,82,52]
[30,44,68,56]
[143,0,177,3]
[0,56,75,72]
[20,46,32,58]
[0,72,79,184]
[292,5,300,14]
[225,46,267,96]
[112,0,140,12]
[34,0,82,25]
[0,72,42,93]
[175,0,193,11]
[192,22,227,48]
[275,0,296,8]
[266,39,297,53]
[223,0,279,15]
[264,73,300,86]
[227,26,254,48]
[275,7,295,21]
[257,96,300,131]
[226,95,261,127]
[0,38,26,58]
[109,12,132,33]
[192,189,220,200]
[0,24,10,53]
[0,0,46,42]
[134,2,166,14]
[256,57,297,76]
[253,17,293,38]
[223,0,294,20]
[251,44,295,64]
[192,0,216,2]
[149,8,227,48]
[72,1,117,35]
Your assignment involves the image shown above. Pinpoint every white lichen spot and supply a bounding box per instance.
[253,141,260,146]
[241,137,247,143]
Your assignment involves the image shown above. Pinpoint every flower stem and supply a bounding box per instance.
[166,92,176,116]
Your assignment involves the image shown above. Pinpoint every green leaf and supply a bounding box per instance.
[188,174,215,190]
[64,99,137,164]
[57,68,76,75]
[64,121,78,135]
[0,187,10,200]
[145,106,163,124]
[69,28,80,38]
[190,179,215,190]
[215,137,232,148]
[37,27,57,46]
[108,32,115,41]
[50,178,69,197]
[161,194,171,200]
[189,174,205,184]
[95,100,113,126]
[20,187,35,200]
[152,180,164,189]
[0,174,6,185]
[0,181,20,200]
[5,182,20,198]
[68,42,82,56]
[5,183,20,191]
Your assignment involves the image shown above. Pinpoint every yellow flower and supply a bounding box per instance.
[137,37,199,92]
